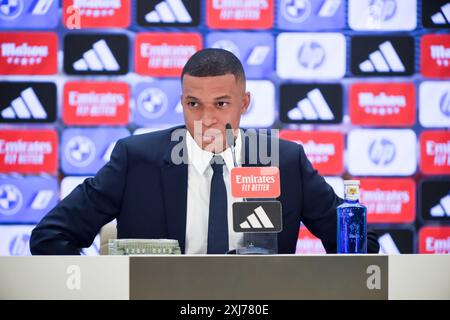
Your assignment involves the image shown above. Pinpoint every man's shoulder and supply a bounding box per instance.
[244,128,302,152]
[119,125,186,158]
[122,126,185,146]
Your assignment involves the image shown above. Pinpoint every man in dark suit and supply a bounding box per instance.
[30,48,378,255]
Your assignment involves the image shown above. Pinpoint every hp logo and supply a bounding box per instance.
[369,138,396,166]
[367,0,397,26]
[298,41,325,69]
[137,87,168,119]
[0,184,23,216]
[65,135,96,167]
[440,91,450,117]
[281,0,311,23]
[9,233,30,256]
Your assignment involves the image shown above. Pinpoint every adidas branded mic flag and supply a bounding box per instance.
[226,124,282,254]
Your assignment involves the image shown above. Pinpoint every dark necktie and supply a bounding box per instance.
[207,155,229,254]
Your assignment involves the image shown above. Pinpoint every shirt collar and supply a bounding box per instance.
[186,129,242,175]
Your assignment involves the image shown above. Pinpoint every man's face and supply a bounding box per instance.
[182,73,250,153]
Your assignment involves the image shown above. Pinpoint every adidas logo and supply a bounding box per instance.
[73,39,119,71]
[431,2,450,25]
[1,88,47,120]
[359,41,405,73]
[378,233,400,254]
[430,192,450,217]
[287,88,334,120]
[239,206,275,229]
[145,0,192,23]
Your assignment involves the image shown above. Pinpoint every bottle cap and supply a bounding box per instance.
[344,180,360,185]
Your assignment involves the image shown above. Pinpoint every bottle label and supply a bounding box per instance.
[345,184,359,201]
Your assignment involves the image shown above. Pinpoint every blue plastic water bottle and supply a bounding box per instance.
[337,180,367,254]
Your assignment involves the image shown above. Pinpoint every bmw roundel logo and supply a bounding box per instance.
[367,0,397,27]
[65,135,96,167]
[0,0,24,20]
[0,184,23,216]
[281,0,311,23]
[137,87,169,119]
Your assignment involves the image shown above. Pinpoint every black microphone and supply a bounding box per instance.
[225,123,238,168]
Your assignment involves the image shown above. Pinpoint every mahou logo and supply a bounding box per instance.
[296,226,326,254]
[279,130,343,175]
[360,178,415,223]
[63,0,130,28]
[421,34,450,78]
[0,130,57,174]
[420,130,450,175]
[349,82,415,126]
[419,226,450,254]
[206,0,273,29]
[63,81,129,125]
[135,33,202,77]
[0,32,57,75]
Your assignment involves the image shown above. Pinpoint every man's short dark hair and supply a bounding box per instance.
[181,48,246,83]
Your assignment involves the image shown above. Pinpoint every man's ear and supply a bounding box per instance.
[241,92,251,114]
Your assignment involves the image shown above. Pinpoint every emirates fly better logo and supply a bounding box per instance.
[360,178,415,223]
[420,130,450,175]
[0,130,58,174]
[419,226,450,254]
[206,0,274,29]
[135,32,202,77]
[63,81,129,125]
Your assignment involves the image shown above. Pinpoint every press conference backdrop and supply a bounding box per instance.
[0,0,449,256]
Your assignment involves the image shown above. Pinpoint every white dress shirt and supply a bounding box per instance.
[184,130,244,254]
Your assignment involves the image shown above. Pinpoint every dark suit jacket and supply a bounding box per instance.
[30,126,378,255]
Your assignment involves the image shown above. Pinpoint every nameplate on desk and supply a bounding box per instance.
[129,255,388,300]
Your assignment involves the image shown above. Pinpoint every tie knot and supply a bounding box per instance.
[210,156,224,174]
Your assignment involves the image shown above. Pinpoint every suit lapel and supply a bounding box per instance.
[241,128,264,167]
[161,127,188,253]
